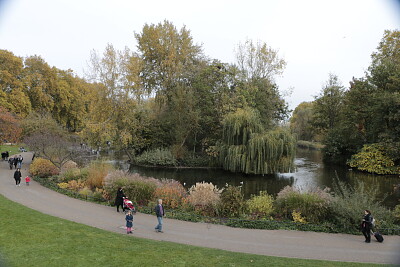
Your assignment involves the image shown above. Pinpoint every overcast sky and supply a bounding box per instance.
[0,0,399,109]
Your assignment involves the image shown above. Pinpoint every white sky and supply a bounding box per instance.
[0,0,399,110]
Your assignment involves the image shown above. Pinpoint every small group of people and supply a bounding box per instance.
[115,187,165,234]
[8,155,23,170]
[1,151,9,161]
[13,168,31,186]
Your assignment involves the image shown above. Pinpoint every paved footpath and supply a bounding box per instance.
[1,152,399,265]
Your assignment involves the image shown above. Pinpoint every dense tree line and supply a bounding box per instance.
[291,30,400,174]
[1,20,293,174]
[0,51,98,131]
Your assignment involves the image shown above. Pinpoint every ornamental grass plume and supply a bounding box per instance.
[187,182,222,215]
[86,161,112,189]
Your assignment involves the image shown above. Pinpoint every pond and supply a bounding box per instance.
[111,148,400,208]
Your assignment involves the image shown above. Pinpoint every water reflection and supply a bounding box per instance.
[108,148,399,207]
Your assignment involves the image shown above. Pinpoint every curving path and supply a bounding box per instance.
[1,152,399,265]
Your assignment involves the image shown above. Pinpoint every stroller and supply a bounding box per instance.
[123,197,136,214]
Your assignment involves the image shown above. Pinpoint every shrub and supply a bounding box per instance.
[180,155,211,167]
[292,210,307,223]
[330,180,396,232]
[61,160,78,172]
[394,205,400,224]
[63,179,86,191]
[135,148,177,166]
[103,170,159,205]
[61,168,82,182]
[154,179,187,209]
[348,144,400,175]
[29,158,59,178]
[275,186,332,223]
[86,161,112,189]
[79,187,93,198]
[219,185,245,217]
[171,144,188,160]
[93,188,105,201]
[57,182,69,189]
[187,182,221,216]
[246,191,274,219]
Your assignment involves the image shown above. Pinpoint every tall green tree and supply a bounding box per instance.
[290,102,316,141]
[84,44,147,160]
[135,20,202,102]
[234,40,288,127]
[312,74,346,133]
[320,30,400,165]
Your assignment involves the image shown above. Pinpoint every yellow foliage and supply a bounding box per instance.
[292,210,307,223]
[246,191,274,218]
[57,182,69,189]
[29,158,59,177]
[348,144,400,175]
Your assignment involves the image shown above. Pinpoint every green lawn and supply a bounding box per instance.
[0,144,26,157]
[0,195,377,267]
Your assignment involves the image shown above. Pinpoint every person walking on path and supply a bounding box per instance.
[13,168,22,186]
[361,210,373,243]
[16,155,23,169]
[8,157,14,170]
[25,176,31,186]
[13,157,18,169]
[125,210,133,234]
[154,199,165,233]
[115,187,125,212]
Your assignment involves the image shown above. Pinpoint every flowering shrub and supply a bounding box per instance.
[246,191,274,219]
[154,179,187,209]
[275,186,332,223]
[29,158,59,178]
[187,182,221,216]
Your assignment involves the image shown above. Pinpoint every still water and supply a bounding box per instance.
[114,148,400,208]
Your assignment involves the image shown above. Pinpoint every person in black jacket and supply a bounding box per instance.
[14,168,22,186]
[361,210,373,243]
[154,199,165,233]
[13,157,18,169]
[8,157,14,170]
[115,187,125,212]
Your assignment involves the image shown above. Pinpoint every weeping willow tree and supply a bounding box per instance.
[219,108,296,174]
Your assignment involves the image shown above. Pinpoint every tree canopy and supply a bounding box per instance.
[1,21,294,174]
[291,29,400,172]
